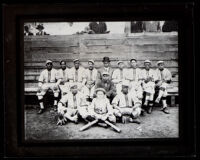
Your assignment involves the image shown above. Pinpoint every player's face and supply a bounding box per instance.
[46,63,53,70]
[103,61,110,68]
[71,86,78,95]
[74,61,80,69]
[96,91,105,99]
[158,63,164,70]
[121,86,129,94]
[118,63,124,69]
[88,62,94,70]
[144,63,151,70]
[61,62,66,70]
[102,74,109,81]
[130,60,137,68]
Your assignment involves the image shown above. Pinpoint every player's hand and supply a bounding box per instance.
[57,116,67,126]
[72,116,78,123]
[156,80,162,87]
[37,87,42,92]
[101,115,108,121]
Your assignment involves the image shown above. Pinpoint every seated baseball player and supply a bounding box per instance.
[95,71,117,103]
[112,61,128,94]
[37,60,61,114]
[89,88,116,126]
[112,80,142,124]
[125,58,143,101]
[57,60,71,97]
[154,61,172,114]
[57,83,89,125]
[82,59,98,103]
[68,59,86,91]
[141,60,156,114]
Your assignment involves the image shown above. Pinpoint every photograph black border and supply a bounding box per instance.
[3,0,197,158]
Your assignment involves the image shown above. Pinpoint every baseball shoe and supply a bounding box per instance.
[161,107,170,114]
[129,118,141,124]
[37,109,44,114]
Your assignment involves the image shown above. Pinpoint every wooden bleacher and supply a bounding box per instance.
[24,32,178,106]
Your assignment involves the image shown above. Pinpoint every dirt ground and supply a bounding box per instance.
[25,105,179,140]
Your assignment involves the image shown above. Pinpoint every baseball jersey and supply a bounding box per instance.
[112,68,128,83]
[154,68,172,81]
[60,92,87,109]
[57,68,70,83]
[85,68,98,84]
[69,66,86,83]
[90,97,112,114]
[38,68,61,83]
[112,92,142,108]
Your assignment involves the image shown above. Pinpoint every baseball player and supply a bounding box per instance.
[68,59,87,91]
[89,88,116,126]
[57,83,89,125]
[154,61,172,114]
[57,60,71,97]
[141,60,156,114]
[112,80,142,124]
[36,60,61,114]
[112,61,128,94]
[124,58,143,100]
[82,60,98,102]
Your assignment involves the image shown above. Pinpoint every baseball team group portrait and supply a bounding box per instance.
[24,21,179,140]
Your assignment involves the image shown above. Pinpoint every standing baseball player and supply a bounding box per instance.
[36,60,61,114]
[141,60,156,114]
[57,83,89,125]
[112,61,128,94]
[68,59,86,91]
[57,60,71,97]
[154,61,172,114]
[112,80,142,124]
[82,60,98,102]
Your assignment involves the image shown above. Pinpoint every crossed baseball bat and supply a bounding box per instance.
[79,119,121,133]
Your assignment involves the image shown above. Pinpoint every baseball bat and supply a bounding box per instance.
[79,119,98,132]
[104,120,121,133]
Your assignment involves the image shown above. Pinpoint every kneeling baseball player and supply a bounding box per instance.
[112,80,142,124]
[56,83,89,125]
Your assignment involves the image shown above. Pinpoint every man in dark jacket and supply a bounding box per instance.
[89,22,109,34]
[97,57,114,81]
[95,71,117,102]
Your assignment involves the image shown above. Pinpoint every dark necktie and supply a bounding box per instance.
[125,94,129,107]
[132,69,136,81]
[146,70,149,78]
[73,95,77,109]
[120,69,123,80]
[63,70,66,82]
[48,71,51,82]
[75,69,78,82]
[161,70,164,81]
[89,70,93,81]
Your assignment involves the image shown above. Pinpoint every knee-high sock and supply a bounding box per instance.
[162,97,167,108]
[38,96,44,109]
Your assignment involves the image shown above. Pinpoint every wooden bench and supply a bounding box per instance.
[24,33,178,106]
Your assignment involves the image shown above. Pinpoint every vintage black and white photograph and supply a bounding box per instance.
[24,21,179,140]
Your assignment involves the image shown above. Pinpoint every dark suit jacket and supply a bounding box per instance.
[89,22,107,34]
[97,67,114,81]
[95,80,116,97]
